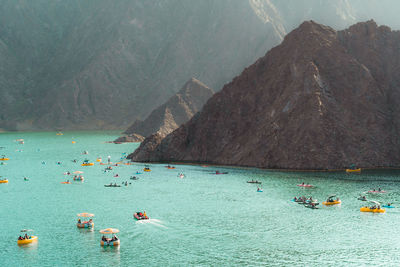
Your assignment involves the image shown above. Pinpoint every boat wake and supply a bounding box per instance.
[136,219,167,229]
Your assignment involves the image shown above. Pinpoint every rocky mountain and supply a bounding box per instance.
[130,20,400,170]
[1,0,400,130]
[115,78,213,142]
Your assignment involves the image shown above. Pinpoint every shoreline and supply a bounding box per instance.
[130,160,400,173]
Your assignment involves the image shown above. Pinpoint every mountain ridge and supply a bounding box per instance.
[129,20,400,169]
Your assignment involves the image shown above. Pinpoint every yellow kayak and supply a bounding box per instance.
[322,200,341,205]
[0,157,9,161]
[0,179,8,183]
[81,163,94,166]
[360,207,385,213]
[143,168,151,172]
[17,236,38,245]
[346,168,361,173]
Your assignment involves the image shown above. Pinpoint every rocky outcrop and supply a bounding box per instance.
[130,20,400,170]
[117,78,213,142]
[114,133,145,143]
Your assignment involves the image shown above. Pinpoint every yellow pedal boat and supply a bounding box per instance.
[360,207,385,213]
[17,236,38,245]
[360,201,385,213]
[81,162,94,166]
[322,195,341,205]
[143,167,151,172]
[323,200,341,205]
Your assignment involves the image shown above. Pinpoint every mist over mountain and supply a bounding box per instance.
[1,0,399,130]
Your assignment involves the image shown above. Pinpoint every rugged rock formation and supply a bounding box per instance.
[130,20,400,169]
[114,133,145,143]
[2,0,400,130]
[117,78,213,143]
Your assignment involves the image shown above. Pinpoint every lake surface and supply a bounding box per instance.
[1,131,400,266]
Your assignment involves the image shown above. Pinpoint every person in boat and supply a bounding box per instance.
[293,197,297,201]
[18,236,23,240]
[114,183,117,186]
[24,233,29,239]
[67,179,70,183]
[143,211,147,218]
[302,182,305,185]
[89,219,93,223]
[78,218,81,224]
[378,188,382,192]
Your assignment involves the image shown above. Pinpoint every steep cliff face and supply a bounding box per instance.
[118,78,213,142]
[130,20,400,169]
[1,0,400,130]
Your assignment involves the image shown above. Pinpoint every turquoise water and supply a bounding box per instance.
[2,131,400,266]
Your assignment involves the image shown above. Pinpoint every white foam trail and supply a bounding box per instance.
[149,221,168,229]
[135,219,167,228]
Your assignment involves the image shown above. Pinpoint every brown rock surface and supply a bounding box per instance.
[118,78,214,142]
[114,133,145,143]
[129,20,400,169]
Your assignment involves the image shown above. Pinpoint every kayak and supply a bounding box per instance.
[257,190,263,192]
[133,212,149,220]
[0,179,8,183]
[0,157,9,161]
[367,190,386,193]
[297,184,313,187]
[357,197,367,201]
[61,182,71,184]
[247,181,262,184]
[81,163,94,166]
[382,205,395,208]
[104,185,121,187]
[215,172,228,174]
